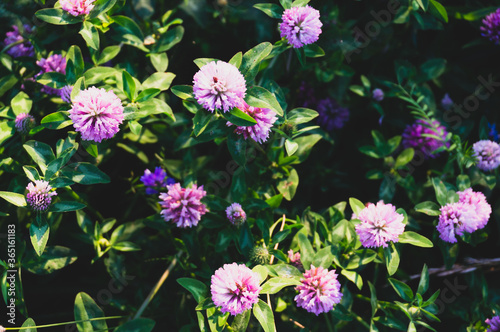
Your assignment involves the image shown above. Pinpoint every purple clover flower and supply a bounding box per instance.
[402,119,449,159]
[288,250,303,270]
[486,316,500,332]
[159,183,208,228]
[294,265,342,315]
[225,203,246,226]
[226,101,277,144]
[481,8,500,44]
[354,201,406,248]
[211,263,261,316]
[140,167,174,195]
[441,93,453,111]
[15,113,36,134]
[488,123,499,141]
[60,85,73,103]
[316,97,349,131]
[68,87,124,143]
[280,6,323,48]
[437,188,491,243]
[60,0,96,16]
[372,88,384,102]
[36,54,67,96]
[4,25,34,58]
[193,61,246,113]
[26,180,57,212]
[472,140,500,171]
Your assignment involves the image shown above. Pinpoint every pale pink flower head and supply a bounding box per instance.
[60,0,96,16]
[68,87,124,143]
[457,188,491,230]
[211,263,262,316]
[15,113,36,134]
[26,180,57,212]
[486,315,500,332]
[354,201,406,248]
[193,61,246,113]
[288,249,303,270]
[226,203,246,226]
[226,101,277,144]
[472,140,500,171]
[4,25,34,58]
[294,265,342,315]
[159,183,208,228]
[280,5,323,48]
[436,202,474,243]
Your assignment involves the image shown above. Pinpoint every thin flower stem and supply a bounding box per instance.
[4,316,123,330]
[133,250,183,319]
[325,311,334,332]
[269,214,286,265]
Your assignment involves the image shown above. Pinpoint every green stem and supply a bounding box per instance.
[4,316,123,330]
[325,312,334,332]
[133,250,183,319]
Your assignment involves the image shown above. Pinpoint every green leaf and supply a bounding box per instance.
[304,44,325,58]
[150,52,169,72]
[277,168,299,201]
[193,109,212,136]
[414,201,441,216]
[177,278,208,303]
[193,58,218,69]
[341,269,363,290]
[349,197,365,216]
[71,77,86,101]
[88,0,118,19]
[298,232,314,269]
[36,72,67,88]
[171,85,194,100]
[312,246,334,269]
[48,201,86,213]
[429,0,448,23]
[82,140,98,158]
[229,52,242,68]
[111,241,141,252]
[114,318,155,332]
[368,281,378,317]
[41,111,72,130]
[398,232,433,248]
[79,21,100,50]
[420,58,446,81]
[224,107,257,127]
[246,86,284,116]
[84,67,118,85]
[285,139,298,156]
[287,108,318,125]
[128,120,143,135]
[0,191,27,207]
[388,278,414,301]
[240,42,273,83]
[97,45,121,65]
[23,166,40,182]
[35,8,83,25]
[74,292,108,332]
[417,264,429,295]
[153,26,184,53]
[227,134,247,166]
[135,88,161,103]
[60,162,110,185]
[23,246,78,275]
[260,277,301,294]
[112,15,144,40]
[384,242,399,276]
[395,148,414,168]
[279,0,292,9]
[23,140,55,175]
[253,3,283,18]
[0,75,18,98]
[122,70,137,101]
[415,0,428,11]
[431,177,448,206]
[456,175,471,191]
[231,310,251,332]
[11,92,32,115]
[142,72,176,91]
[253,299,276,332]
[21,318,37,332]
[30,222,50,256]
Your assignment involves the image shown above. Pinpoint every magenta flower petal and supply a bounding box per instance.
[193,61,246,113]
[60,0,96,16]
[316,97,349,131]
[354,201,406,248]
[4,25,34,58]
[294,265,342,315]
[36,54,67,96]
[481,8,500,44]
[457,188,491,230]
[226,101,277,144]
[280,5,322,48]
[288,250,303,270]
[26,180,57,212]
[15,113,36,134]
[211,263,261,316]
[140,167,174,195]
[68,87,124,143]
[486,316,500,332]
[402,119,449,159]
[159,183,207,228]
